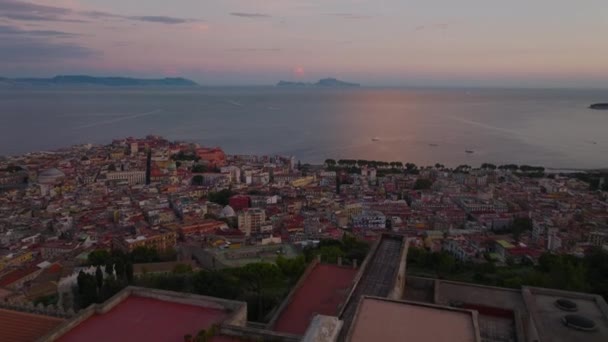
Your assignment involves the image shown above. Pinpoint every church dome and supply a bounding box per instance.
[220,205,236,218]
[38,168,65,184]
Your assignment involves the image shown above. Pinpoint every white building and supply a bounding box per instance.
[352,210,386,229]
[238,208,267,236]
[107,171,146,185]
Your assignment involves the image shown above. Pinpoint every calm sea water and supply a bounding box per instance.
[1,87,607,169]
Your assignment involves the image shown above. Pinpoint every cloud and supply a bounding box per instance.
[0,0,201,25]
[327,13,373,20]
[0,12,87,22]
[230,12,272,18]
[414,23,449,32]
[0,24,79,37]
[0,0,68,15]
[129,16,192,24]
[0,35,98,62]
[226,48,281,52]
[0,0,74,22]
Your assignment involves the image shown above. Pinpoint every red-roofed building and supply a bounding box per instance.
[196,147,226,167]
[0,308,64,342]
[229,195,251,212]
[271,262,357,335]
[0,266,43,290]
[284,215,305,234]
[42,287,246,342]
[180,220,228,237]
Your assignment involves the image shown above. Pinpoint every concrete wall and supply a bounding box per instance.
[185,245,227,270]
[387,238,409,300]
[337,236,382,318]
[220,324,301,342]
[267,258,320,330]
[302,315,343,342]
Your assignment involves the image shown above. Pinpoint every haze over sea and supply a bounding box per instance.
[1,87,607,169]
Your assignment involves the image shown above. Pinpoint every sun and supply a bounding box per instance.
[292,66,305,79]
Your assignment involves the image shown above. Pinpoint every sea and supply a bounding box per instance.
[1,86,607,169]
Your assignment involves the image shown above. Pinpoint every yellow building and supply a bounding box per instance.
[0,251,33,271]
[114,231,177,253]
[291,176,315,188]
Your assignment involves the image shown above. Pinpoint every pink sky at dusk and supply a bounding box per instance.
[1,0,607,87]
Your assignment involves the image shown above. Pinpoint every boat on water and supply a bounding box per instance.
[465,150,474,154]
[429,143,438,147]
[371,137,380,142]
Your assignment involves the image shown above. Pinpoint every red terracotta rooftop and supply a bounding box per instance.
[273,263,357,335]
[0,265,40,287]
[57,295,230,342]
[0,308,64,342]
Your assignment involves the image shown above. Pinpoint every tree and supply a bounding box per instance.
[115,258,126,281]
[192,175,204,186]
[336,174,341,194]
[126,262,134,284]
[317,246,345,264]
[237,263,285,321]
[276,255,306,284]
[99,275,123,302]
[498,164,519,171]
[131,246,161,263]
[95,266,104,289]
[193,270,239,299]
[105,259,114,277]
[207,189,234,206]
[435,252,456,277]
[192,164,208,173]
[88,250,111,266]
[77,271,98,309]
[455,165,471,172]
[173,263,194,274]
[414,178,433,190]
[481,163,497,170]
[511,217,533,241]
[325,159,336,167]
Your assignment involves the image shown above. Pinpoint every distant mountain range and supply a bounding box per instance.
[0,75,198,86]
[277,78,360,88]
[589,103,608,110]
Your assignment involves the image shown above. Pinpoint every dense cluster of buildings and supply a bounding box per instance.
[0,136,607,341]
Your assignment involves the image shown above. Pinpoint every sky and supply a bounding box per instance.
[0,0,607,87]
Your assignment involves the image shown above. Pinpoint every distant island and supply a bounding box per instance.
[0,75,198,87]
[589,103,608,110]
[277,77,360,88]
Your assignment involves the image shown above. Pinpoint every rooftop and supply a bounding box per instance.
[524,287,608,342]
[347,297,481,342]
[496,240,515,249]
[0,308,64,342]
[57,296,228,342]
[44,287,246,342]
[339,235,405,336]
[273,263,357,335]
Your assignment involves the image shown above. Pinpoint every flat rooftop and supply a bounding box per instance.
[340,235,404,335]
[524,287,608,342]
[211,244,300,267]
[436,280,526,311]
[273,263,357,335]
[44,287,247,342]
[57,295,230,342]
[347,297,481,342]
[0,308,64,342]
